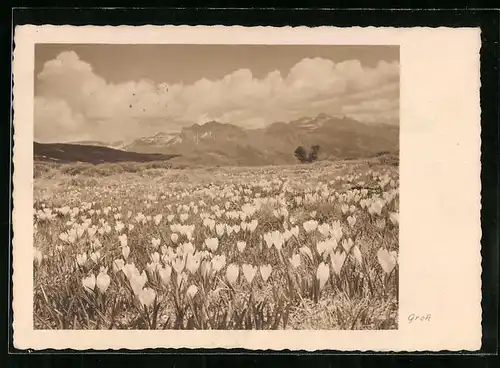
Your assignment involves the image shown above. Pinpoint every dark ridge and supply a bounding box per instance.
[33,141,179,165]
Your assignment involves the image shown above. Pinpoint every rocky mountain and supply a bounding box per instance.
[125,114,399,166]
[120,132,178,153]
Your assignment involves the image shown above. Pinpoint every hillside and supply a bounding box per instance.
[68,140,128,150]
[125,114,399,166]
[34,142,179,164]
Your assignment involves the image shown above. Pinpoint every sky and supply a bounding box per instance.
[34,44,400,143]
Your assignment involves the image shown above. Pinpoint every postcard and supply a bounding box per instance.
[12,25,482,351]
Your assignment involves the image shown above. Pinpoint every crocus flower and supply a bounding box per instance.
[122,245,130,260]
[318,223,332,237]
[122,263,138,280]
[138,287,156,307]
[215,223,225,237]
[186,285,198,299]
[130,271,148,295]
[271,230,285,251]
[316,238,336,257]
[205,237,219,252]
[186,252,201,274]
[211,254,226,272]
[115,222,125,233]
[242,264,257,284]
[303,220,318,233]
[200,259,213,278]
[96,268,111,293]
[82,274,96,293]
[236,241,246,253]
[158,265,172,286]
[260,264,272,283]
[34,247,43,266]
[154,214,163,226]
[226,264,239,286]
[341,238,354,253]
[181,242,195,254]
[289,253,301,269]
[173,257,185,274]
[248,219,258,232]
[369,199,385,216]
[347,215,356,228]
[263,233,274,248]
[389,212,399,226]
[330,221,343,242]
[146,261,160,274]
[316,262,329,291]
[87,227,97,238]
[377,248,397,274]
[330,250,347,276]
[375,218,386,230]
[352,245,363,265]
[113,258,125,273]
[151,237,161,249]
[90,251,101,264]
[76,252,87,267]
[118,234,128,247]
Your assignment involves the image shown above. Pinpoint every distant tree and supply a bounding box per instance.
[294,146,309,163]
[309,145,320,162]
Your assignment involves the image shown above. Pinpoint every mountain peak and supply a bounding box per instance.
[188,120,231,131]
[315,113,332,120]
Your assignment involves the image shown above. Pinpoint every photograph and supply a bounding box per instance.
[31,43,400,330]
[12,24,481,351]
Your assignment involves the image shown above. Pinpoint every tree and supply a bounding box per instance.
[309,145,320,162]
[294,146,309,163]
[295,145,321,163]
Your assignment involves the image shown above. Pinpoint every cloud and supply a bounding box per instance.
[34,51,399,142]
[35,96,90,142]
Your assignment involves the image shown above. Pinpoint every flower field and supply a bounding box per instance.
[33,160,399,330]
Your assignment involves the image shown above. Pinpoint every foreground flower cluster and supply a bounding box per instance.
[33,161,399,330]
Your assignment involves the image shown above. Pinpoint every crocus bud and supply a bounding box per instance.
[97,269,111,293]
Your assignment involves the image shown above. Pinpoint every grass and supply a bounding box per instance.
[33,159,399,330]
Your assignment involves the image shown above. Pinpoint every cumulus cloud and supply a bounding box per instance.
[34,51,399,143]
[35,97,89,142]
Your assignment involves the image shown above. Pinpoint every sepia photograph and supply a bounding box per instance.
[32,43,400,331]
[12,25,481,351]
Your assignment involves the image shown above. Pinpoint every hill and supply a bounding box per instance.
[34,142,179,165]
[68,140,128,150]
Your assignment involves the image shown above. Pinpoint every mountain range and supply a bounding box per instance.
[124,113,399,165]
[35,113,399,166]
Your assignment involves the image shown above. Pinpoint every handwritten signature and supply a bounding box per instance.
[408,313,431,323]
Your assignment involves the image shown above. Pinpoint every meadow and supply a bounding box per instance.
[33,158,399,330]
